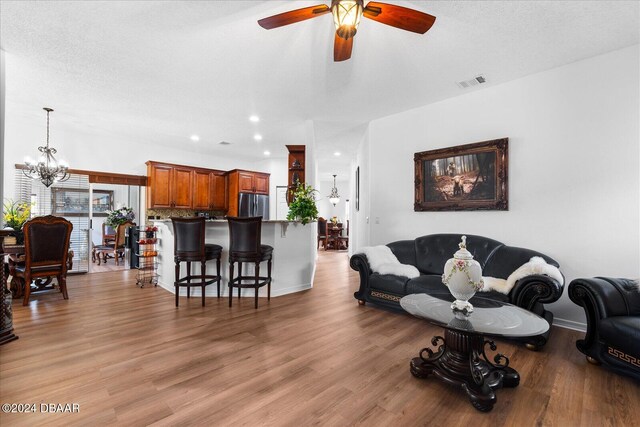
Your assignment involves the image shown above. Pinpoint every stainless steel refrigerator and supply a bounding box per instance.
[238,193,269,219]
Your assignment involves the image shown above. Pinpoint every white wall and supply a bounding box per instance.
[362,45,640,327]
[0,49,5,214]
[349,127,371,256]
[2,114,257,202]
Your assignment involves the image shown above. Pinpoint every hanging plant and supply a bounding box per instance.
[105,207,135,228]
[286,183,319,225]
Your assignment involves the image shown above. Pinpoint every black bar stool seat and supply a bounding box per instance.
[227,217,273,309]
[171,217,222,307]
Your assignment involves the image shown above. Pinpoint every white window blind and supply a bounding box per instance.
[14,168,90,273]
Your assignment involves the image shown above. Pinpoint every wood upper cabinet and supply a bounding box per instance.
[254,173,269,195]
[234,170,269,194]
[226,170,271,216]
[238,172,255,193]
[210,172,227,210]
[146,161,193,209]
[172,167,193,209]
[147,162,261,212]
[192,169,212,210]
[147,163,173,208]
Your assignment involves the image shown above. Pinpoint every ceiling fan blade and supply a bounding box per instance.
[363,2,436,34]
[258,4,331,29]
[334,34,354,62]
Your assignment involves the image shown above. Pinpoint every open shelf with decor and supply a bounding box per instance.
[286,145,306,204]
[135,226,159,287]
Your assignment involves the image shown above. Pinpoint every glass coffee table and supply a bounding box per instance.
[400,293,549,412]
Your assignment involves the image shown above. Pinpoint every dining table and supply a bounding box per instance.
[2,243,73,298]
[326,225,347,250]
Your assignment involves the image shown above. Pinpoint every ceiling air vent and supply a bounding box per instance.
[456,74,487,89]
[218,141,232,145]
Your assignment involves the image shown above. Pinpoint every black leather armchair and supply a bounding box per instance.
[568,277,640,381]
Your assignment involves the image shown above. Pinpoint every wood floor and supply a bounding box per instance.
[1,251,638,426]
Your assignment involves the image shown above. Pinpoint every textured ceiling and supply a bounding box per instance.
[1,1,638,180]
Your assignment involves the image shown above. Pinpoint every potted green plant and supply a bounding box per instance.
[286,183,319,225]
[3,199,32,244]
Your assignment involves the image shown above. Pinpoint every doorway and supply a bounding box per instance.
[88,183,141,274]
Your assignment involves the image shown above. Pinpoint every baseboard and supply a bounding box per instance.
[553,317,587,332]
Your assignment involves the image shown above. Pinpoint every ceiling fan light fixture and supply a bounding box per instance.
[332,0,364,39]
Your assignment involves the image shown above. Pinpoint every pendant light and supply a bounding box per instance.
[329,174,341,206]
[23,108,70,187]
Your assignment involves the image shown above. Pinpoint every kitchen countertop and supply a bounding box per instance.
[152,219,295,223]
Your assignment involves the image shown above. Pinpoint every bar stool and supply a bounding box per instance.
[227,216,273,309]
[171,217,222,307]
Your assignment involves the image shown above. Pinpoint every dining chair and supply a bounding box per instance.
[14,215,73,305]
[317,217,329,250]
[339,220,349,249]
[102,223,116,245]
[92,221,134,265]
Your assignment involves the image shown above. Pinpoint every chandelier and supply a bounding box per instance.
[328,174,341,206]
[23,108,70,188]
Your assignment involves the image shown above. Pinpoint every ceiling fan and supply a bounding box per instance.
[258,0,436,62]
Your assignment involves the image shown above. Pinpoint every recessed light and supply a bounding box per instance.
[264,151,271,156]
[334,152,341,156]
[249,115,260,123]
[254,134,263,141]
[190,135,200,142]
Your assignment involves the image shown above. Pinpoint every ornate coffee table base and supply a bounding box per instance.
[409,327,519,412]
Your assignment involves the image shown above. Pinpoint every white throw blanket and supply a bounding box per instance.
[358,246,420,279]
[481,256,564,294]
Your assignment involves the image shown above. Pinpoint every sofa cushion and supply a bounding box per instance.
[387,240,417,267]
[483,245,559,280]
[414,234,504,275]
[599,316,640,357]
[369,274,409,295]
[406,275,449,295]
[405,275,510,304]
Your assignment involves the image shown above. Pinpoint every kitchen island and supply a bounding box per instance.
[152,220,317,299]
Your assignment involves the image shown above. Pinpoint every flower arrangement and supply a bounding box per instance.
[3,199,31,231]
[286,183,319,225]
[105,207,135,228]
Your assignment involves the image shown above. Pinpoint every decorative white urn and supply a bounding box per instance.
[442,236,484,313]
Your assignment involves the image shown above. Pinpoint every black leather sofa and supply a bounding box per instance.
[350,234,564,349]
[568,277,640,381]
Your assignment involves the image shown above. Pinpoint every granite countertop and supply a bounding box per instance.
[152,219,296,224]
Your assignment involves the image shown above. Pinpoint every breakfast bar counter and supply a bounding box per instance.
[152,220,317,298]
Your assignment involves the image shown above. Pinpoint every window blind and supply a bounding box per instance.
[14,168,90,273]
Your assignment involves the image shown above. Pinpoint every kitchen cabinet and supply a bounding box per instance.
[172,166,193,209]
[226,170,271,216]
[147,163,173,208]
[228,170,270,195]
[147,162,192,209]
[193,170,227,210]
[147,161,227,211]
[192,169,211,210]
[209,172,227,210]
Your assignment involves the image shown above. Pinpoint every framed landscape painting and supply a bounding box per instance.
[414,138,508,211]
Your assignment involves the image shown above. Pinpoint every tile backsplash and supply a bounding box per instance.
[147,209,226,220]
